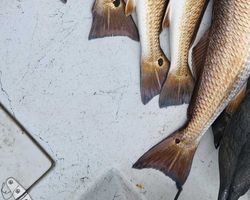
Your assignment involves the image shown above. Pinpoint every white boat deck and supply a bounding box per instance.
[0,0,249,199]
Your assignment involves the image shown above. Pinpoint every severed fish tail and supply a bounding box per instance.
[140,57,169,104]
[159,70,195,108]
[133,131,197,186]
[89,0,139,41]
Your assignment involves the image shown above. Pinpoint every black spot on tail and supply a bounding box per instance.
[158,58,164,66]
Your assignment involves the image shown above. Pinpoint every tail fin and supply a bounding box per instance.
[89,0,139,41]
[159,70,195,108]
[174,184,183,200]
[133,131,197,186]
[140,58,169,104]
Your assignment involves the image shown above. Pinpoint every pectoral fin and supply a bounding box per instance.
[212,84,247,148]
[89,0,139,41]
[226,84,247,114]
[125,0,136,16]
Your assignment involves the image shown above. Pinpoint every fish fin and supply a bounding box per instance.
[247,78,250,90]
[133,131,197,186]
[60,0,67,3]
[192,29,210,80]
[125,0,136,16]
[174,184,183,200]
[162,2,171,29]
[212,83,247,149]
[159,70,195,108]
[226,84,247,114]
[89,0,139,41]
[212,110,232,149]
[141,57,170,104]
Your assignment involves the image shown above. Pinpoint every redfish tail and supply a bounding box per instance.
[88,0,139,41]
[174,184,183,200]
[159,71,194,108]
[141,59,169,104]
[133,131,197,187]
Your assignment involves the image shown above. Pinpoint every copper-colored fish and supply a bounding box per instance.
[133,0,250,188]
[89,0,139,41]
[159,0,209,107]
[125,0,170,104]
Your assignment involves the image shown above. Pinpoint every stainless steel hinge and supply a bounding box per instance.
[1,177,32,200]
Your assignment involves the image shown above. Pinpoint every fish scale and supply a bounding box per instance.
[133,0,250,188]
[126,0,170,104]
[218,82,250,200]
[159,0,208,107]
[146,0,163,60]
[186,0,250,143]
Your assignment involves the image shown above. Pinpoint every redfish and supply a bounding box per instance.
[125,0,170,104]
[159,0,209,107]
[133,0,250,189]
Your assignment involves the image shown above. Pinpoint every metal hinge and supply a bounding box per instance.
[1,177,32,200]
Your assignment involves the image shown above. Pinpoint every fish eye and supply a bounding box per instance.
[113,0,120,7]
[175,138,180,144]
[158,58,164,66]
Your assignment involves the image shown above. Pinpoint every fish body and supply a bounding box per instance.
[89,0,139,41]
[126,0,170,104]
[159,0,208,107]
[218,88,250,200]
[133,0,250,187]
